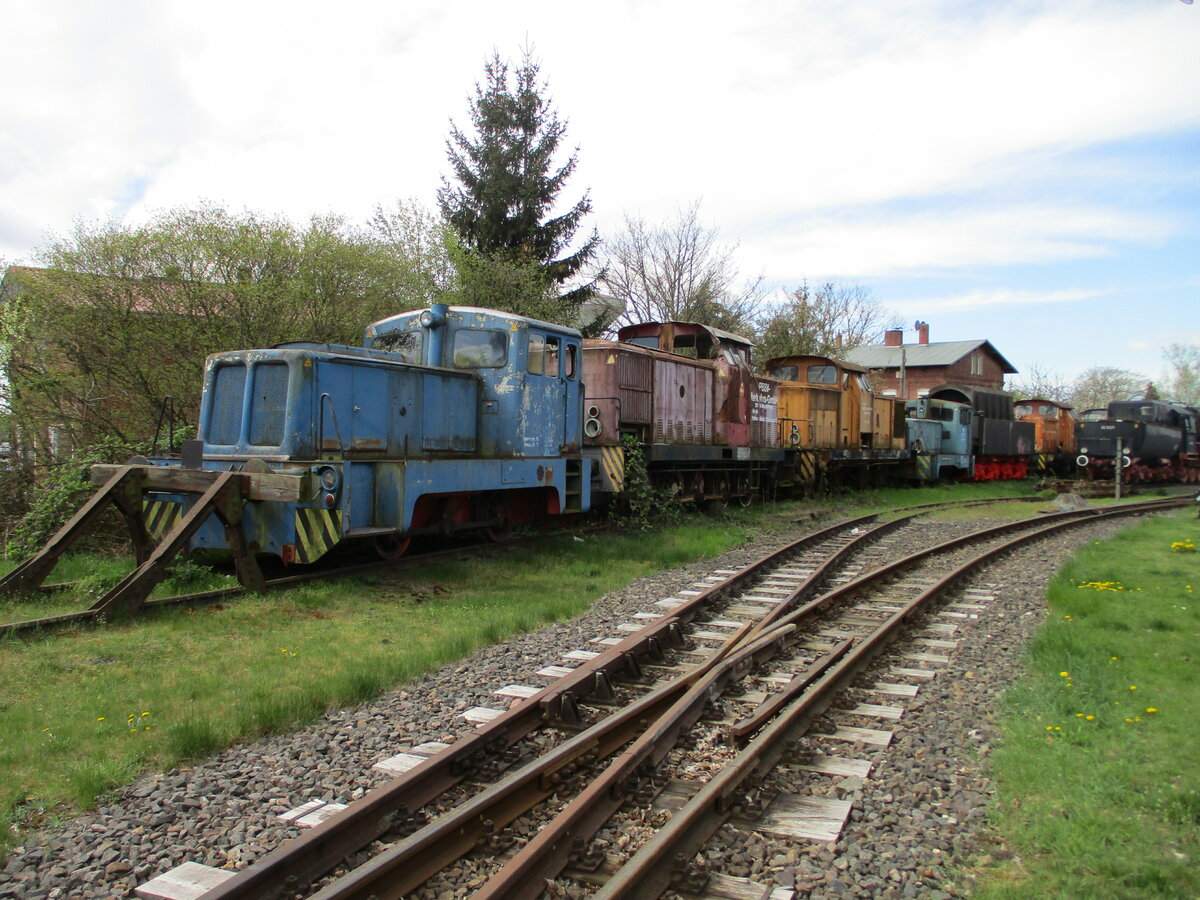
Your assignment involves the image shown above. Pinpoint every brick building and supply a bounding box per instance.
[841,321,1017,400]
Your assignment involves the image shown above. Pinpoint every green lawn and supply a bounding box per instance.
[971,510,1200,898]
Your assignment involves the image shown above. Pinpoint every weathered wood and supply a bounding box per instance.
[756,795,853,842]
[90,464,303,502]
[136,862,234,900]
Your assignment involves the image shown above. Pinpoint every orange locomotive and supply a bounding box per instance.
[1014,398,1077,476]
[765,355,906,490]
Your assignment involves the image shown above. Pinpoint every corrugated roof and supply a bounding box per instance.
[842,339,1017,374]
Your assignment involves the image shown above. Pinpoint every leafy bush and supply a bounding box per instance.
[5,439,138,560]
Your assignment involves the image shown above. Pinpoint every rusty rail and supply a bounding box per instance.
[196,515,883,900]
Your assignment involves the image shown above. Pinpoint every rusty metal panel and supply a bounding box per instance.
[616,350,653,424]
[653,358,712,445]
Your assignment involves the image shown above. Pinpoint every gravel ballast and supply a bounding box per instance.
[0,515,1136,899]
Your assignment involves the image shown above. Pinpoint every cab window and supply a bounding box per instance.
[769,365,800,381]
[807,365,837,385]
[528,334,561,376]
[453,330,507,368]
[375,330,423,363]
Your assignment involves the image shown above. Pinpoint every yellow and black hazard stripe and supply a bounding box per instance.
[915,454,933,482]
[294,508,344,564]
[797,450,819,491]
[599,444,625,492]
[143,499,182,542]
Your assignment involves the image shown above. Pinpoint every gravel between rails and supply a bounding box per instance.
[0,514,1136,900]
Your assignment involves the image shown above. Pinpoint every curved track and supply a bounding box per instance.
[134,494,1186,900]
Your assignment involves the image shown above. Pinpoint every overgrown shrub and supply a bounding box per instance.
[4,440,138,560]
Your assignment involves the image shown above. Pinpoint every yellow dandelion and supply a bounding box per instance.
[1130,685,1138,690]
[96,716,105,722]
[1060,671,1069,677]
[1086,715,1094,721]
[1075,713,1084,718]
[1146,707,1158,713]
[140,711,150,717]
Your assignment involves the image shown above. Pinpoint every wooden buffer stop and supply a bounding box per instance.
[0,464,274,621]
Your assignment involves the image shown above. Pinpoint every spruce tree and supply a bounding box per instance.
[438,50,599,314]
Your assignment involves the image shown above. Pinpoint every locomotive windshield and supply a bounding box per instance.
[769,365,800,381]
[373,329,423,363]
[807,365,837,385]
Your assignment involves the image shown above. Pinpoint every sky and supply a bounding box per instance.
[2,0,1198,388]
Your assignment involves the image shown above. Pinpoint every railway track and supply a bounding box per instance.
[119,494,1186,900]
[0,492,1054,640]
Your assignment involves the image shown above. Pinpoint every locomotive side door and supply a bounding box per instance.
[523,329,567,458]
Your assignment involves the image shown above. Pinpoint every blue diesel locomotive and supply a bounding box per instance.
[132,304,590,564]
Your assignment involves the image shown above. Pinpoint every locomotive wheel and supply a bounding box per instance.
[485,507,513,543]
[735,478,754,507]
[372,533,412,560]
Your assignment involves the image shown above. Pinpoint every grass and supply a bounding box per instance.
[969,510,1200,898]
[0,517,759,858]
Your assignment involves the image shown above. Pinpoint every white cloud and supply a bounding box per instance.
[739,202,1172,282]
[887,286,1110,317]
[1,0,1198,280]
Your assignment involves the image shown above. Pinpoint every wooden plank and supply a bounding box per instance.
[903,651,950,664]
[793,754,872,778]
[890,666,937,680]
[915,638,958,650]
[91,464,303,502]
[846,703,904,720]
[495,684,540,699]
[827,725,893,746]
[136,862,235,900]
[536,665,575,678]
[462,707,506,724]
[757,795,853,842]
[410,741,450,756]
[373,753,429,776]
[925,622,958,635]
[563,649,601,661]
[703,873,795,900]
[871,681,919,697]
[655,598,686,608]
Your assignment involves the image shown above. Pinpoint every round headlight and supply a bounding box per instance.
[1076,455,1089,467]
[317,466,340,492]
[420,310,434,328]
[584,417,602,439]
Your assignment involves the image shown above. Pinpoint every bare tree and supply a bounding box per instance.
[1068,366,1146,412]
[1006,363,1073,404]
[1162,343,1200,405]
[753,281,900,367]
[599,202,765,335]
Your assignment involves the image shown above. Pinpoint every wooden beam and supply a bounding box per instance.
[90,464,304,502]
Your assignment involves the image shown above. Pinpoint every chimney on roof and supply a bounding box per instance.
[884,329,903,347]
[915,321,929,345]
